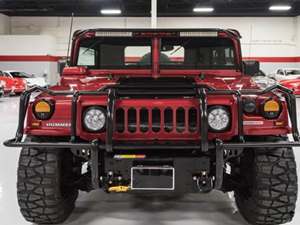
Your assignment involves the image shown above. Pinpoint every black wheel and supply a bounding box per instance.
[17,144,79,224]
[235,136,298,225]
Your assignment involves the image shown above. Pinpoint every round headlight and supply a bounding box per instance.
[243,98,256,114]
[83,107,106,132]
[208,106,230,131]
[33,100,55,120]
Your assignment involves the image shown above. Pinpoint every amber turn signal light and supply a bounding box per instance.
[33,100,55,120]
[262,100,281,119]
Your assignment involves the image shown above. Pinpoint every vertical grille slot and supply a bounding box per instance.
[116,108,125,133]
[164,108,173,132]
[188,107,198,133]
[140,108,149,133]
[128,108,137,133]
[176,108,185,133]
[152,108,161,132]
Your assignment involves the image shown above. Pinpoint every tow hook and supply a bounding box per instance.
[193,171,213,193]
[108,186,130,193]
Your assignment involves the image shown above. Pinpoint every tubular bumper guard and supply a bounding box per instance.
[3,84,300,190]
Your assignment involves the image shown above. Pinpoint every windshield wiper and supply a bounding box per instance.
[170,39,191,55]
[80,38,104,55]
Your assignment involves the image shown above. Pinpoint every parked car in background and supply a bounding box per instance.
[0,70,27,95]
[267,68,300,96]
[4,71,47,88]
[269,68,300,81]
[0,80,4,98]
[280,79,300,96]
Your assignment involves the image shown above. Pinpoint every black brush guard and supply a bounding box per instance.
[3,84,300,190]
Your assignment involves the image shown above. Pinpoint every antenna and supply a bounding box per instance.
[66,12,74,66]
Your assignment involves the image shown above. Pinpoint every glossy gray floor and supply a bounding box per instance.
[1,96,300,225]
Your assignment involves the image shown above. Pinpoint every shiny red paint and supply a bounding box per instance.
[280,79,300,95]
[0,73,26,94]
[24,29,292,142]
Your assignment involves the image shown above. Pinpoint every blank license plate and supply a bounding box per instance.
[131,166,175,190]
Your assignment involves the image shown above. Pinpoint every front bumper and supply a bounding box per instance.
[3,84,300,191]
[4,137,300,192]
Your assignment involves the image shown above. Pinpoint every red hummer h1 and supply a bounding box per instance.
[4,29,299,225]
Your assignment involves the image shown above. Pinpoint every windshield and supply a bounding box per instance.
[159,37,236,69]
[10,72,33,78]
[77,37,151,69]
[286,70,300,75]
[76,36,237,70]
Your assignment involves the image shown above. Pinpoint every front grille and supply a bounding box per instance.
[115,105,199,135]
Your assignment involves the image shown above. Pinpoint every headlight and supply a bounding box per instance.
[83,106,106,132]
[208,106,230,131]
[33,100,55,120]
[243,98,256,114]
[261,100,281,119]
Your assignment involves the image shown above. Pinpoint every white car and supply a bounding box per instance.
[269,68,300,81]
[3,71,47,88]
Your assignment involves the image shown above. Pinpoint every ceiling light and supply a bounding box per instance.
[100,9,121,15]
[269,5,292,11]
[193,7,214,13]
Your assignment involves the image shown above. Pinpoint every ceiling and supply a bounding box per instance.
[0,0,300,17]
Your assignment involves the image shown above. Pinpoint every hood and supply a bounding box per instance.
[59,75,260,93]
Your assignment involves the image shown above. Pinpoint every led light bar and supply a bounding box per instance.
[180,31,218,37]
[269,5,291,11]
[95,31,133,37]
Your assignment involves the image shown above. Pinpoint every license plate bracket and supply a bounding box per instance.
[131,166,175,190]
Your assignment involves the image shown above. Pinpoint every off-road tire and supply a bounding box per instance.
[17,146,78,224]
[235,136,298,225]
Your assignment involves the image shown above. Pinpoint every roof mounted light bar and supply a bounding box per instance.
[95,31,133,37]
[180,31,218,37]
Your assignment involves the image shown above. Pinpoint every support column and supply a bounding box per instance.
[151,0,157,28]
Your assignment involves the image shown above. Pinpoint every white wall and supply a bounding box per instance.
[0,14,9,34]
[0,35,56,55]
[9,16,298,59]
[10,17,150,56]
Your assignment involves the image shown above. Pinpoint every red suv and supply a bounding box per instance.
[4,29,299,225]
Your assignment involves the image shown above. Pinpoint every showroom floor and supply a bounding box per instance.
[1,97,300,225]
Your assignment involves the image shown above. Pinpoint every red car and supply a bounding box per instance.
[4,29,299,225]
[0,70,27,95]
[280,79,300,96]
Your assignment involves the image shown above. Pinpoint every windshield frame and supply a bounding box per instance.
[70,30,243,77]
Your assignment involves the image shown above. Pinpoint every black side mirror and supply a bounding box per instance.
[243,61,260,76]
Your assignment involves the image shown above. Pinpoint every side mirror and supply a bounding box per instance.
[243,61,260,76]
